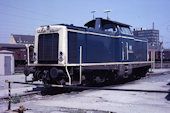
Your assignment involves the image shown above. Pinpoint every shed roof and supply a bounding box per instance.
[0,50,14,54]
[0,43,26,49]
[12,34,34,44]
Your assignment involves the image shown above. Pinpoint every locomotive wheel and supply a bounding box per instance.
[81,75,88,86]
[50,67,59,79]
[49,67,67,85]
[24,67,30,76]
[33,70,41,81]
[114,72,122,81]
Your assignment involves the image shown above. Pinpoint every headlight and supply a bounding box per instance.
[33,52,37,62]
[58,51,64,62]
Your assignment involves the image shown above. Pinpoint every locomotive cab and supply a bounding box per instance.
[84,18,132,36]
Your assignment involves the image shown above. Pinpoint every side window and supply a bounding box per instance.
[103,24,117,33]
[120,26,132,34]
[105,28,114,32]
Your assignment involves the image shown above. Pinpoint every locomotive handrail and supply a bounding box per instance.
[79,46,82,84]
[65,65,71,85]
[26,44,30,65]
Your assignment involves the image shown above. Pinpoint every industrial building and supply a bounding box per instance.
[133,24,170,68]
[133,27,160,50]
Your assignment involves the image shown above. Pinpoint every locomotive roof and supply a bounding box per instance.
[84,18,131,28]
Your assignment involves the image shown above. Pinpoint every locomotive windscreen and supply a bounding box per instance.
[38,33,59,64]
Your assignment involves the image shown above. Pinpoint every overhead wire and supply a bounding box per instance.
[0,18,43,27]
[0,11,54,23]
[0,25,35,33]
[0,4,60,35]
[0,2,63,22]
[0,3,48,39]
[0,2,68,41]
[0,24,36,31]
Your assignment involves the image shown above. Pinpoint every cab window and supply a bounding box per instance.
[103,24,117,33]
[120,26,132,34]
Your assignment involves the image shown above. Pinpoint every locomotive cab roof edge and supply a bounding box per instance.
[84,18,131,28]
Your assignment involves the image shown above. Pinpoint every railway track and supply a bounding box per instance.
[1,72,170,113]
[1,71,170,101]
[0,85,71,101]
[0,88,40,101]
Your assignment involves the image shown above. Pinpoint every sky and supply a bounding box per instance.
[0,0,170,48]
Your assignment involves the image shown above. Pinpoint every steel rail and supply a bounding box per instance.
[5,80,170,93]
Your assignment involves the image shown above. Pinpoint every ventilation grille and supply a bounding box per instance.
[38,33,59,64]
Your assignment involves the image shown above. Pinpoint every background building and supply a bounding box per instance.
[9,34,34,45]
[133,27,160,50]
[0,34,35,73]
[0,50,14,75]
[133,24,170,68]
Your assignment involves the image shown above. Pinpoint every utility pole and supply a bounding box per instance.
[160,42,163,69]
[151,43,155,70]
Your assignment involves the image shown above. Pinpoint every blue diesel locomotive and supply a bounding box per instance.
[24,18,151,85]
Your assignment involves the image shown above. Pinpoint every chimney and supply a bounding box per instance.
[152,22,154,30]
